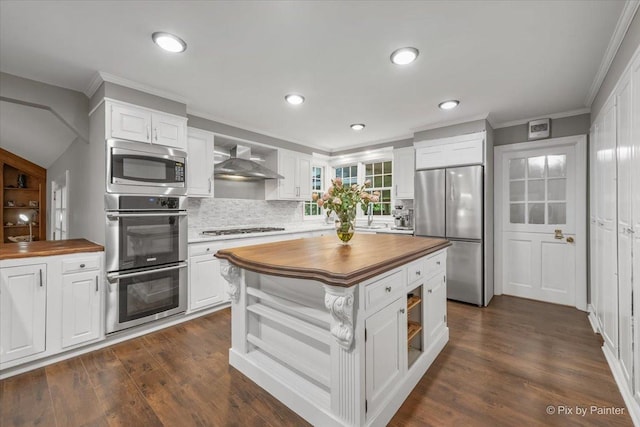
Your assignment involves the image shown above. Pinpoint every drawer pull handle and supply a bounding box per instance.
[206,248,210,252]
[95,276,99,292]
[39,269,43,287]
[428,289,433,294]
[400,308,405,314]
[80,263,86,268]
[385,286,392,293]
[436,261,441,265]
[415,270,421,276]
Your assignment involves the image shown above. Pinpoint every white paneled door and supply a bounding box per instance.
[495,136,587,310]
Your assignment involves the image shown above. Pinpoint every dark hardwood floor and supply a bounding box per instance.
[0,296,632,426]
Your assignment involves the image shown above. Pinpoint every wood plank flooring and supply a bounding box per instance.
[0,296,632,426]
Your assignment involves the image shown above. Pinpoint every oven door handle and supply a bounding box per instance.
[106,212,188,219]
[107,262,188,281]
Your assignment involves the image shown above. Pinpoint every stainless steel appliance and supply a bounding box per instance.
[106,138,187,195]
[105,194,188,333]
[415,165,484,305]
[201,227,285,236]
[392,205,414,230]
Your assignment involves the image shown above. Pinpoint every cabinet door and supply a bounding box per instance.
[393,147,415,199]
[425,273,447,349]
[297,155,312,199]
[187,128,215,197]
[365,297,405,414]
[61,271,101,348]
[0,264,47,363]
[278,150,298,199]
[189,253,226,311]
[152,112,187,150]
[110,103,152,143]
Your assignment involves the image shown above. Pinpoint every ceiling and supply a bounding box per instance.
[0,101,78,168]
[0,1,628,152]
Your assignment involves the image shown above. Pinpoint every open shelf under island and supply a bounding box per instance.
[215,234,451,427]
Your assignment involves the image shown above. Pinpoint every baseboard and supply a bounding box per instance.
[602,345,640,426]
[587,304,600,334]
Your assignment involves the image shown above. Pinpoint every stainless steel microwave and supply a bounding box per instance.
[106,139,187,195]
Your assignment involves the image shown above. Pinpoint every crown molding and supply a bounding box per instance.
[492,107,591,129]
[585,0,640,106]
[83,71,189,104]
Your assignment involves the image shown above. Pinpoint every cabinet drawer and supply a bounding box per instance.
[407,259,425,285]
[365,270,403,311]
[190,243,219,257]
[424,251,446,275]
[62,257,100,274]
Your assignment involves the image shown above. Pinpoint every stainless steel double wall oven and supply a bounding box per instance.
[105,139,188,333]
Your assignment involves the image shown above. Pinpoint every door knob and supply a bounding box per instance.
[566,236,575,243]
[554,229,564,239]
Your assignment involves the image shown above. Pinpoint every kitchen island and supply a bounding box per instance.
[215,234,450,427]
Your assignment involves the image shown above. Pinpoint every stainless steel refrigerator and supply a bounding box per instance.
[415,165,484,306]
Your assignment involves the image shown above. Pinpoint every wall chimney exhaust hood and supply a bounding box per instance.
[214,145,283,180]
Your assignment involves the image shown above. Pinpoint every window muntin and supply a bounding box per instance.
[304,166,325,217]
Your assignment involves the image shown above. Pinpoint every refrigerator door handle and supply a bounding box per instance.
[450,178,455,201]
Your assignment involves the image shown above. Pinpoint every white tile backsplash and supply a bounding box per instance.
[188,198,304,231]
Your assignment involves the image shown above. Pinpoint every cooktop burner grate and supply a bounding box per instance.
[202,227,286,236]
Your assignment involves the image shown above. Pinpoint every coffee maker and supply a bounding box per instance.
[392,205,414,230]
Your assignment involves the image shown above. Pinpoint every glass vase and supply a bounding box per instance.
[335,211,356,244]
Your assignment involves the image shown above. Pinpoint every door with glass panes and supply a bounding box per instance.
[496,136,587,308]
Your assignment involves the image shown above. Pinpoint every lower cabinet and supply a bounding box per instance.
[425,272,447,349]
[365,297,406,413]
[0,264,47,363]
[0,252,104,371]
[189,249,226,311]
[61,270,101,348]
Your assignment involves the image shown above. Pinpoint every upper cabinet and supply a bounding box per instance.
[187,128,215,197]
[393,147,415,199]
[414,132,484,170]
[265,149,312,201]
[107,100,187,150]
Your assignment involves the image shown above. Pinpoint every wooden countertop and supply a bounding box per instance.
[215,234,450,287]
[0,239,104,260]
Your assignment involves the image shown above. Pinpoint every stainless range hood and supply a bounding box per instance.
[214,145,283,180]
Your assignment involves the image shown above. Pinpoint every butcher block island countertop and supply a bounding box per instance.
[216,234,451,427]
[0,238,104,260]
[214,234,450,287]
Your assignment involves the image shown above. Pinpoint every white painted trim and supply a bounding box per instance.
[413,130,485,147]
[83,72,104,98]
[84,71,189,104]
[410,113,490,133]
[587,304,600,334]
[585,0,640,107]
[0,302,230,380]
[494,134,588,310]
[492,108,591,130]
[602,344,640,426]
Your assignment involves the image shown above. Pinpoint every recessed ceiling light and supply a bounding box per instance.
[439,100,460,110]
[350,123,365,131]
[390,47,419,65]
[285,94,305,105]
[152,32,187,53]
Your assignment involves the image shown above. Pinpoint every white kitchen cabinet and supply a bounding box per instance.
[365,296,406,417]
[0,264,47,363]
[189,242,226,312]
[187,128,215,197]
[425,272,447,350]
[393,147,414,199]
[632,53,640,407]
[108,100,187,150]
[415,132,484,170]
[265,149,312,200]
[61,268,101,348]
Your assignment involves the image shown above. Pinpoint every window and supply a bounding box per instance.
[335,165,358,187]
[508,155,567,225]
[304,166,325,217]
[364,161,392,216]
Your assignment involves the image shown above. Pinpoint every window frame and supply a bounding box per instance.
[303,162,330,220]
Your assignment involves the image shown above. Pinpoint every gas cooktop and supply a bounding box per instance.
[202,227,286,236]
